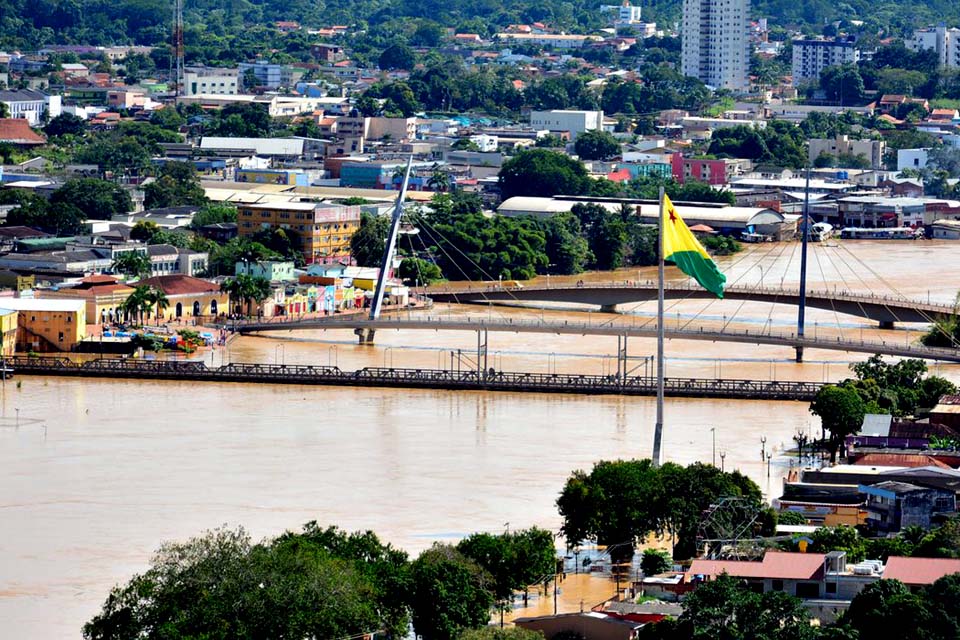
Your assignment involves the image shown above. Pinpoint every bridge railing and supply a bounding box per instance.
[429,282,950,310]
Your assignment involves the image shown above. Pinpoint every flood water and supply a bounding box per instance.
[2,241,960,638]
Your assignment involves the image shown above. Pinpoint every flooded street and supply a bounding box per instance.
[2,241,960,637]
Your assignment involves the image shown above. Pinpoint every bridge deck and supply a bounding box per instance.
[426,283,953,325]
[6,356,823,401]
[233,315,960,363]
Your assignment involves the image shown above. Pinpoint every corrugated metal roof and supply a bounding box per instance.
[884,556,960,585]
[688,551,825,580]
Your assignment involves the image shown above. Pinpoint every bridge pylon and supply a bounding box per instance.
[355,327,376,345]
[795,346,803,363]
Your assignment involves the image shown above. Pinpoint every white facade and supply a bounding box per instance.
[809,135,885,169]
[792,38,860,86]
[529,110,604,140]
[469,134,499,152]
[183,68,239,97]
[681,0,749,91]
[908,26,960,68]
[601,1,644,24]
[897,148,930,172]
[238,61,292,89]
[0,90,61,125]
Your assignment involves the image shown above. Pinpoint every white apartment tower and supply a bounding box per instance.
[908,25,960,68]
[791,38,860,86]
[681,0,750,92]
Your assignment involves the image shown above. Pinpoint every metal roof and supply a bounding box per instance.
[199,137,304,156]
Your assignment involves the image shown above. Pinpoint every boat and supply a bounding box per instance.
[839,227,921,240]
[740,232,774,243]
[810,222,834,242]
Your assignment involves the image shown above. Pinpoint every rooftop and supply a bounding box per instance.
[0,297,86,312]
[688,551,825,581]
[137,275,222,296]
[883,556,960,585]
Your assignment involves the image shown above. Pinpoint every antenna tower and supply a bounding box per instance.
[172,0,185,96]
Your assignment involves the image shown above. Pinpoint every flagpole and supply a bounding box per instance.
[652,186,665,468]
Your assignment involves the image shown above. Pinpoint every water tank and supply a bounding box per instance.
[836,171,849,180]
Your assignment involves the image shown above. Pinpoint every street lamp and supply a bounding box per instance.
[719,450,726,472]
[761,436,767,462]
[766,452,773,477]
[794,431,809,464]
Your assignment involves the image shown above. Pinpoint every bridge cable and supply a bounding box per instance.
[831,243,959,348]
[808,241,846,340]
[715,239,796,335]
[675,238,791,334]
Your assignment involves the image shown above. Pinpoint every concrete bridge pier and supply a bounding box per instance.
[795,346,804,363]
[879,320,895,330]
[600,304,619,313]
[355,327,376,344]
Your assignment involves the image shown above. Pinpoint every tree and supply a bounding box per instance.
[351,212,391,267]
[398,257,443,285]
[457,528,556,602]
[820,65,865,105]
[130,220,163,243]
[427,169,451,193]
[810,525,867,562]
[2,191,86,236]
[145,287,169,320]
[379,43,416,71]
[841,579,931,640]
[810,385,866,462]
[120,285,154,324]
[540,213,591,275]
[914,517,960,559]
[111,251,151,280]
[638,573,816,640]
[498,149,590,200]
[209,103,272,137]
[83,526,386,640]
[557,460,760,562]
[44,113,86,137]
[574,130,621,161]
[410,544,494,640]
[144,161,208,209]
[220,274,272,316]
[49,178,132,220]
[640,549,671,576]
[190,204,238,229]
[460,628,545,640]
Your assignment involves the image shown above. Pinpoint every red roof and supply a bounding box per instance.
[883,556,960,585]
[138,275,221,296]
[606,169,632,183]
[688,551,824,581]
[0,118,46,145]
[852,453,951,469]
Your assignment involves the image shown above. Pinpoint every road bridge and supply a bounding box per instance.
[232,314,960,363]
[426,283,953,328]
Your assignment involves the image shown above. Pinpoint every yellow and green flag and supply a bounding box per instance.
[662,194,726,298]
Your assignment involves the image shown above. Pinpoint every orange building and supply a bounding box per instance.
[236,202,361,263]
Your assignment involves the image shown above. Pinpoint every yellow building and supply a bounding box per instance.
[0,308,18,355]
[0,297,86,352]
[236,202,361,263]
[43,275,134,325]
[138,275,229,321]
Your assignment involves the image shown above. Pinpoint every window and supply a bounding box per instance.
[795,582,820,598]
[826,582,837,594]
[772,579,784,591]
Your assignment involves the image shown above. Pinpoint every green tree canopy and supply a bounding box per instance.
[810,385,866,462]
[49,178,132,220]
[456,528,556,601]
[144,161,208,209]
[410,544,494,640]
[499,149,590,200]
[574,130,622,161]
[351,211,391,268]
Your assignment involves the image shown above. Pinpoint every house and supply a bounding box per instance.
[530,110,604,140]
[311,43,345,63]
[137,274,228,320]
[514,612,644,640]
[0,297,86,352]
[860,481,957,533]
[235,260,297,282]
[0,118,46,148]
[931,219,960,239]
[883,557,960,589]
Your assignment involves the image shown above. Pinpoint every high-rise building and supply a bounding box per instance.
[908,25,960,68]
[791,37,860,87]
[681,0,750,91]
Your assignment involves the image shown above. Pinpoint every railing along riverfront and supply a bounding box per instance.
[6,356,823,400]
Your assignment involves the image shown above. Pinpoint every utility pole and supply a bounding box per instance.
[172,0,184,97]
[796,166,811,362]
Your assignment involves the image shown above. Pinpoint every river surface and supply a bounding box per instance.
[2,241,960,638]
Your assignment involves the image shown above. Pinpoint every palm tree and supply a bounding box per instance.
[111,251,151,280]
[120,285,152,325]
[145,287,169,323]
[427,169,451,193]
[220,275,272,316]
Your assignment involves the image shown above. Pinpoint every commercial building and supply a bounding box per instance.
[670,154,751,185]
[908,25,960,68]
[494,33,603,49]
[681,0,749,91]
[808,135,886,170]
[0,307,17,355]
[236,202,361,263]
[791,37,859,87]
[235,260,297,282]
[860,481,956,534]
[138,275,228,321]
[529,110,604,140]
[43,275,134,326]
[0,90,62,126]
[0,297,86,352]
[182,67,240,97]
[601,0,644,24]
[238,61,292,89]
